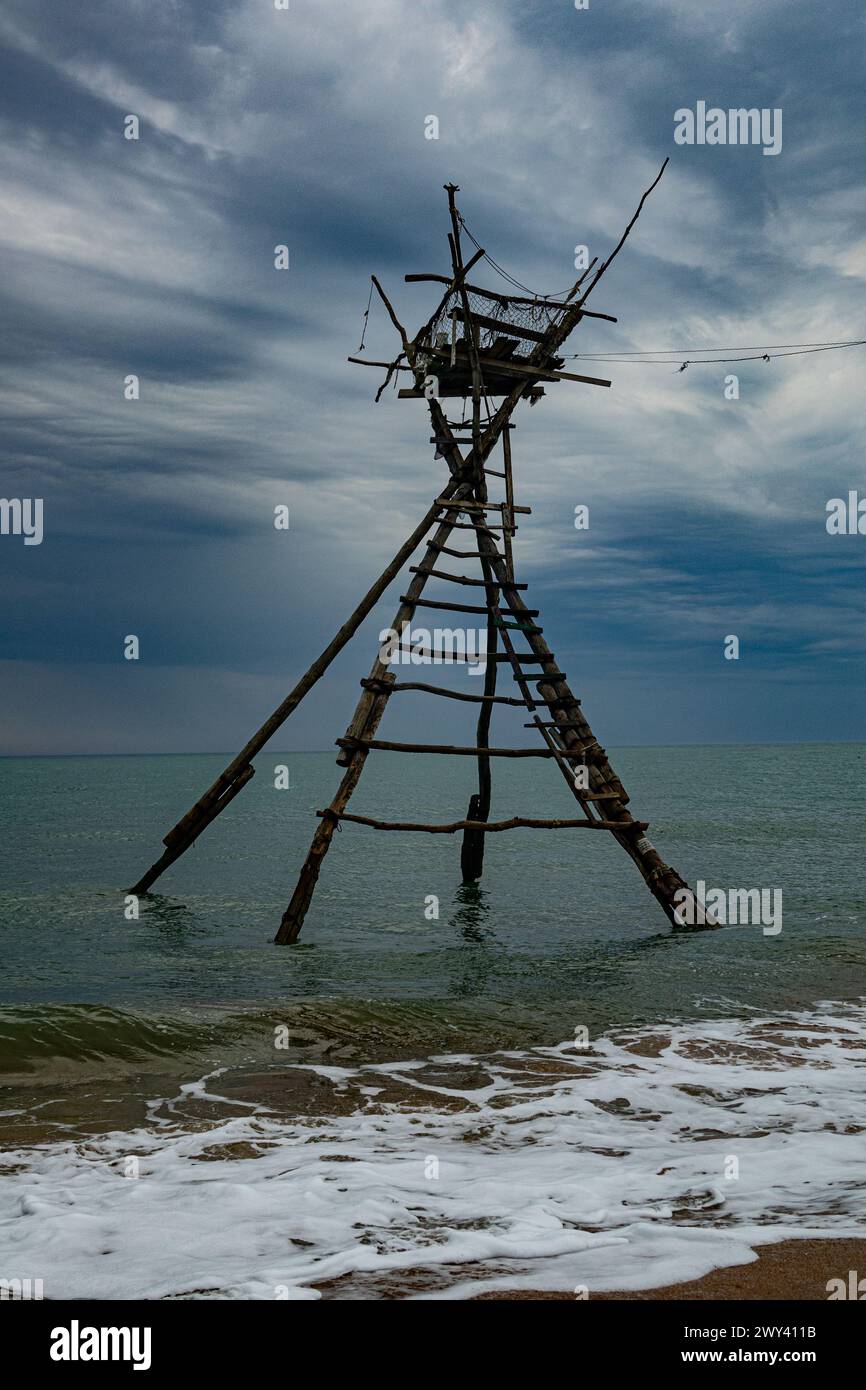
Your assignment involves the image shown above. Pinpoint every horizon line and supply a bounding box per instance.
[1,737,864,759]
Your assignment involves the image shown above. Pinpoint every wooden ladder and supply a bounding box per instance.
[275,468,690,943]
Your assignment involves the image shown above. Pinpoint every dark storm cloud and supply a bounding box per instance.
[0,0,863,754]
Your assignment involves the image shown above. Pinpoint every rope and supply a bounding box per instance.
[357,280,375,352]
[564,339,866,369]
[457,213,573,304]
[452,209,865,373]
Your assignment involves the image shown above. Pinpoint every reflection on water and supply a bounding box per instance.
[450,882,494,943]
[139,893,199,940]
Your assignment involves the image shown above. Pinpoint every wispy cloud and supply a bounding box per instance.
[0,0,863,753]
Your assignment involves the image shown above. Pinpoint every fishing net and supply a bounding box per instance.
[427,288,567,359]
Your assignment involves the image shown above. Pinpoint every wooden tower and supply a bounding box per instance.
[130,161,706,941]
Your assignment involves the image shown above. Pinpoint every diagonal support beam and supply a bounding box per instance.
[274,488,471,942]
[128,479,466,896]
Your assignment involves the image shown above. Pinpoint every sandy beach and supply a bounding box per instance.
[474,1238,866,1300]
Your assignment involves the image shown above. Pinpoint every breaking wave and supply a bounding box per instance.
[1,1002,865,1299]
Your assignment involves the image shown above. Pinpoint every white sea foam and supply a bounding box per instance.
[1,1004,865,1300]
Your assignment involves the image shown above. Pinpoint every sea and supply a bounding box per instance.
[1,743,864,1299]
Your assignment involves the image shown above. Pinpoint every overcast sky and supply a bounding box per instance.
[1,0,864,755]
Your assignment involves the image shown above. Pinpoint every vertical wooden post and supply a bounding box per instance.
[445,185,485,466]
[446,183,501,883]
[460,520,499,882]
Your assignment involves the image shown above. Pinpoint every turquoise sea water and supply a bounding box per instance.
[1,743,864,1069]
[1,745,865,1298]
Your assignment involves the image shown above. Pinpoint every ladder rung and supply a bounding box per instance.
[393,647,550,663]
[436,499,531,514]
[361,678,526,706]
[410,566,527,589]
[516,670,566,682]
[401,597,489,617]
[391,647,476,662]
[317,810,646,834]
[426,541,496,559]
[524,719,583,728]
[435,550,489,559]
[401,596,539,618]
[547,742,606,761]
[337,737,617,770]
[446,421,514,431]
[497,620,542,633]
[428,445,503,480]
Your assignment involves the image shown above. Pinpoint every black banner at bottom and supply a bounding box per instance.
[5,1296,861,1375]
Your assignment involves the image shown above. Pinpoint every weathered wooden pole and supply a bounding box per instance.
[273,675,396,943]
[274,485,473,942]
[442,186,500,884]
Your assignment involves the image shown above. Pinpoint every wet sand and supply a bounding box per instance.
[473,1238,866,1300]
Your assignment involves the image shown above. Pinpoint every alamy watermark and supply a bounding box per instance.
[826,491,866,534]
[673,880,782,935]
[674,102,782,156]
[1,1277,43,1300]
[0,497,43,545]
[379,623,487,674]
[827,1270,866,1299]
[50,1321,151,1370]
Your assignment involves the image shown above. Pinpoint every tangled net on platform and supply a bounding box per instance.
[428,289,567,359]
